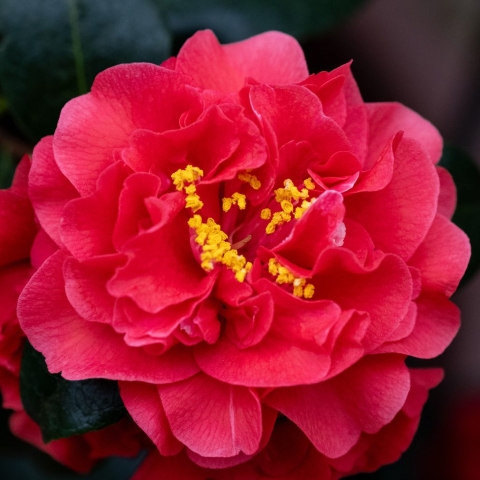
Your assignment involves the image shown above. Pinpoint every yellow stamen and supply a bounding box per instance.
[268,258,315,299]
[232,192,246,210]
[171,165,204,191]
[185,193,204,212]
[222,192,247,212]
[263,178,320,231]
[238,170,261,190]
[188,216,252,282]
[304,177,315,190]
[222,198,234,212]
[261,208,272,220]
[171,165,205,212]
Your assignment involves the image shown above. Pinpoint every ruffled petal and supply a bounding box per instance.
[409,214,470,296]
[346,137,439,261]
[265,355,410,458]
[175,30,308,93]
[29,137,79,246]
[366,102,443,165]
[54,64,201,195]
[158,373,262,457]
[18,251,200,382]
[119,381,182,455]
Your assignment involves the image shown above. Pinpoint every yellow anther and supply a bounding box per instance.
[188,214,203,229]
[280,200,293,214]
[172,165,205,212]
[268,258,314,299]
[261,208,272,220]
[238,171,261,190]
[222,192,247,212]
[266,211,291,234]
[188,215,251,282]
[293,285,304,297]
[185,193,203,212]
[232,192,246,210]
[303,284,315,299]
[304,178,315,190]
[171,165,204,191]
[268,258,278,276]
[294,207,306,219]
[222,198,234,212]
[184,184,197,195]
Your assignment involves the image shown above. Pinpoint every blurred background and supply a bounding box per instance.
[1,0,480,478]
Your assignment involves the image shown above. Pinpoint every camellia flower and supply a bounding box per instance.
[8,30,469,477]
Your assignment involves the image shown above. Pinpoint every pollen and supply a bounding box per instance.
[274,179,309,203]
[262,178,317,234]
[185,191,204,212]
[188,215,252,282]
[304,177,316,190]
[171,165,205,212]
[222,192,247,212]
[268,258,315,299]
[260,208,272,220]
[238,170,261,190]
[171,165,204,191]
[266,211,291,234]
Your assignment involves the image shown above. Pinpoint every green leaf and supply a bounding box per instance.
[0,0,171,142]
[162,0,369,43]
[20,341,127,443]
[0,147,15,189]
[439,145,480,282]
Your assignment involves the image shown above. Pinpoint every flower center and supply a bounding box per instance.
[171,165,317,298]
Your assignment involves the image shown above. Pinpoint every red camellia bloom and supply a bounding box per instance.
[13,30,469,477]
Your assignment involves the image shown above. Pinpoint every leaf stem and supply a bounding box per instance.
[67,0,87,94]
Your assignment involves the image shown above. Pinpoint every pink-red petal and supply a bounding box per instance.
[265,354,410,458]
[158,373,262,457]
[18,251,199,382]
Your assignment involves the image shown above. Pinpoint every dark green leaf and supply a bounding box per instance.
[0,0,171,142]
[0,147,15,189]
[20,341,126,443]
[161,0,369,44]
[439,145,480,282]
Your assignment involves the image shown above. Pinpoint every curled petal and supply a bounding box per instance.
[158,373,262,458]
[265,355,410,458]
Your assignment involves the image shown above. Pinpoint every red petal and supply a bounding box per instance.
[54,64,201,195]
[9,411,94,473]
[175,30,308,92]
[312,249,412,350]
[436,166,456,218]
[0,171,36,267]
[222,31,308,85]
[29,136,79,246]
[107,208,213,314]
[249,84,352,165]
[60,162,129,260]
[158,373,262,457]
[64,255,123,324]
[273,190,345,271]
[366,102,442,166]
[375,292,460,358]
[18,251,199,382]
[131,450,207,480]
[119,381,182,455]
[346,137,439,260]
[409,214,470,296]
[265,355,410,458]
